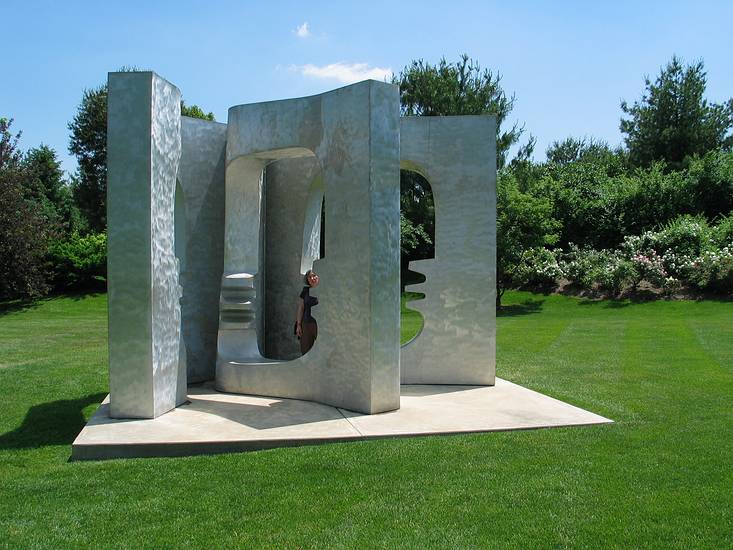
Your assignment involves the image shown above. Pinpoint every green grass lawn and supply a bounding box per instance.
[401,291,424,344]
[1,292,731,548]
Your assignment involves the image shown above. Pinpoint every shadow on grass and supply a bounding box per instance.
[0,290,106,317]
[0,297,42,316]
[497,298,545,317]
[577,298,632,309]
[0,392,106,450]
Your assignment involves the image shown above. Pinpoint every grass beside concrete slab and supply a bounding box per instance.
[0,291,732,548]
[401,291,424,344]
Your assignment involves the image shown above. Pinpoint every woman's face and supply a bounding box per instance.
[307,271,320,288]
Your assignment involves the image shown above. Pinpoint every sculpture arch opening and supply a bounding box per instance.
[400,168,434,344]
[300,175,325,275]
[262,157,325,360]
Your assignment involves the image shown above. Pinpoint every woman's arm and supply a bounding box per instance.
[295,298,304,337]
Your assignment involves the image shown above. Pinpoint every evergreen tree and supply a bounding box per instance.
[23,145,80,233]
[621,56,733,170]
[394,54,533,168]
[68,73,216,232]
[68,85,107,231]
[0,118,51,298]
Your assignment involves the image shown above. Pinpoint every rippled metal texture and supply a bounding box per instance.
[178,118,227,382]
[215,80,401,414]
[263,157,322,360]
[107,72,186,418]
[107,74,496,419]
[400,116,497,385]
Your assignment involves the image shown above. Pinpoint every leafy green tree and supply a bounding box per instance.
[68,74,216,232]
[0,118,51,298]
[181,101,215,121]
[400,212,431,255]
[621,56,733,170]
[23,145,81,233]
[68,84,107,232]
[546,137,626,170]
[47,232,107,291]
[394,54,532,168]
[684,149,733,220]
[399,170,434,288]
[400,170,434,255]
[496,171,560,306]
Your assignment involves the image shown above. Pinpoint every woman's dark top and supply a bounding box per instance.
[300,286,319,322]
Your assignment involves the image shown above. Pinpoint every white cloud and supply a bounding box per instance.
[294,22,311,38]
[293,62,393,84]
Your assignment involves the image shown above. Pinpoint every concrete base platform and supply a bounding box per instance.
[71,379,613,460]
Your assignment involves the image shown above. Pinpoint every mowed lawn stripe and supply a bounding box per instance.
[0,292,732,548]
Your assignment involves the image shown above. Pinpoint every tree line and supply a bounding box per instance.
[2,57,732,302]
[0,69,214,300]
[394,55,733,303]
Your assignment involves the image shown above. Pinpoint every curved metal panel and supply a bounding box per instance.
[400,116,497,385]
[216,80,401,414]
[178,117,227,382]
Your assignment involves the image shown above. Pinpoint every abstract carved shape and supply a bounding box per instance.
[400,116,497,385]
[215,80,402,414]
[106,71,497,420]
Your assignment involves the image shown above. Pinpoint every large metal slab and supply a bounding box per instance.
[71,379,613,460]
[400,116,497,385]
[215,80,401,415]
[178,117,227,382]
[107,72,185,418]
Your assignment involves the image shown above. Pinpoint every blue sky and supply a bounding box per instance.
[2,0,732,175]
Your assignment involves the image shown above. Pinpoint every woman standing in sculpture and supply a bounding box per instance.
[295,270,320,354]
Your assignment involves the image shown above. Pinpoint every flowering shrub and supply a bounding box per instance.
[630,248,667,288]
[619,231,659,259]
[560,244,616,290]
[514,247,564,287]
[689,246,733,292]
[656,215,713,257]
[515,214,733,296]
[597,257,638,295]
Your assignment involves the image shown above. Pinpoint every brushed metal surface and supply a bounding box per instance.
[178,117,227,382]
[107,72,185,418]
[400,116,497,385]
[216,80,401,414]
[263,157,322,360]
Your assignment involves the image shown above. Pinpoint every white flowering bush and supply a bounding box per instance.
[629,248,668,288]
[597,256,638,295]
[656,215,713,257]
[689,246,733,292]
[512,213,733,296]
[560,244,616,290]
[513,247,564,287]
[619,231,659,258]
[660,250,696,281]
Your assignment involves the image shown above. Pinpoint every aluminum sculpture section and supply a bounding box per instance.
[400,116,497,385]
[178,117,227,382]
[263,157,323,360]
[106,71,496,420]
[107,72,186,418]
[215,80,402,415]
